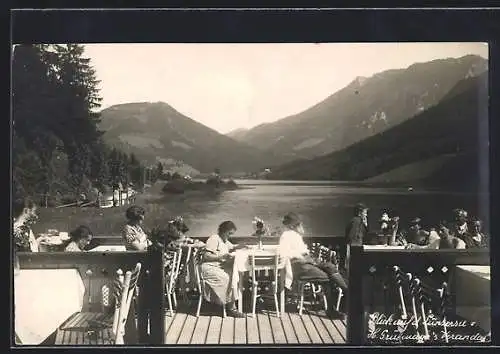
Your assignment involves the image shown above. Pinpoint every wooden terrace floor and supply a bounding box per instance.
[165,302,347,345]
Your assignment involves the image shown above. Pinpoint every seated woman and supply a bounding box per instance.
[404,217,440,249]
[278,212,347,319]
[13,197,39,253]
[65,225,93,252]
[201,221,246,318]
[460,218,489,249]
[122,205,151,251]
[436,223,466,249]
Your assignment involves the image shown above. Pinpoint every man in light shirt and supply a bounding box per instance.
[278,212,348,319]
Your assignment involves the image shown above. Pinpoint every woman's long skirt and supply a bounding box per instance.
[200,263,234,305]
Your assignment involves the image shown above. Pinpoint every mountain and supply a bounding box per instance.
[238,55,487,164]
[267,71,488,191]
[98,102,273,174]
[226,128,249,141]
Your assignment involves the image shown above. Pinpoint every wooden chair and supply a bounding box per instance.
[165,248,183,316]
[297,243,344,315]
[193,248,227,318]
[249,252,285,317]
[56,263,142,345]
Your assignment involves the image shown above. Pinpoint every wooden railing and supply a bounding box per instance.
[15,249,165,345]
[89,235,346,250]
[347,246,490,345]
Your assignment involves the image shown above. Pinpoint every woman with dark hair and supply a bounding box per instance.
[13,197,39,252]
[65,225,93,252]
[279,212,347,319]
[201,220,246,317]
[122,205,151,251]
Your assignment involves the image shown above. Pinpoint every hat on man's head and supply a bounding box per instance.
[353,203,369,215]
[282,212,302,228]
[453,208,468,218]
[409,217,422,226]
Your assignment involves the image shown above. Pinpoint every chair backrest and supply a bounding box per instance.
[249,252,284,284]
[165,248,183,291]
[192,247,206,293]
[311,242,337,263]
[112,262,142,344]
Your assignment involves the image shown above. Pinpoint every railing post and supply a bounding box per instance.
[347,245,364,345]
[149,248,165,344]
[136,249,165,344]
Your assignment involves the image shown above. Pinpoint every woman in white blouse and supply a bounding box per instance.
[278,212,348,319]
[122,205,151,251]
[201,221,246,317]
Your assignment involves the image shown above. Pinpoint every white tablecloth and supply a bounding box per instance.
[88,245,127,252]
[14,269,85,345]
[231,245,293,300]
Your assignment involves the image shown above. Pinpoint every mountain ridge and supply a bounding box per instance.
[98,101,274,174]
[232,55,487,165]
[267,71,488,191]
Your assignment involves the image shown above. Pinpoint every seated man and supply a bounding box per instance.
[404,217,440,249]
[279,212,347,319]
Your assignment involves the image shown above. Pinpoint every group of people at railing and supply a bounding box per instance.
[13,195,489,323]
[345,202,489,251]
[13,197,94,254]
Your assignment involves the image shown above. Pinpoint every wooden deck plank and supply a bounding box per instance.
[246,314,260,344]
[205,316,222,344]
[307,311,334,344]
[190,316,210,344]
[332,320,346,341]
[300,312,323,343]
[219,316,235,344]
[319,314,344,344]
[288,312,312,344]
[268,312,287,344]
[55,329,65,344]
[280,312,299,344]
[234,316,247,344]
[257,312,274,344]
[165,312,174,335]
[166,313,187,344]
[177,315,197,344]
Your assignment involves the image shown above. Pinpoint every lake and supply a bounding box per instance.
[34,180,490,239]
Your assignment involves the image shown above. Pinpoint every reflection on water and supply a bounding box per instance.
[155,181,488,239]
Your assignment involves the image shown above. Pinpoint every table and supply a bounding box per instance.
[231,245,292,313]
[14,269,85,345]
[455,265,491,333]
[363,245,406,250]
[88,245,127,252]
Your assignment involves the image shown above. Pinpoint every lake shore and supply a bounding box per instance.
[32,182,233,237]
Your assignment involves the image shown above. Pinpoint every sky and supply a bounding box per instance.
[83,43,488,134]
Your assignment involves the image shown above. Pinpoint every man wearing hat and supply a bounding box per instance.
[279,212,348,319]
[343,203,369,271]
